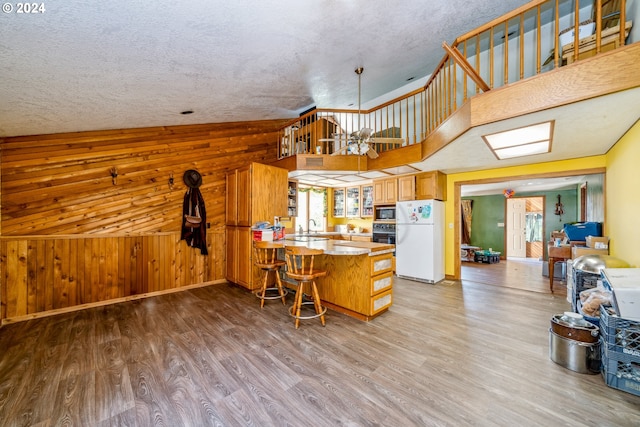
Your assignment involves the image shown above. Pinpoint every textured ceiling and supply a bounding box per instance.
[0,0,531,137]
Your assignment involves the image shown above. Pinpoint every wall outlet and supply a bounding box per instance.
[497,222,504,227]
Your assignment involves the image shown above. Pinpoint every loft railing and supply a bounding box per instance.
[277,0,630,159]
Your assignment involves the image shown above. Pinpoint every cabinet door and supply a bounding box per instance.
[237,167,251,226]
[346,186,360,218]
[397,176,415,201]
[225,227,237,282]
[383,178,397,204]
[251,162,288,223]
[361,185,374,217]
[373,181,385,205]
[226,172,237,226]
[237,227,252,288]
[415,171,447,201]
[333,188,345,217]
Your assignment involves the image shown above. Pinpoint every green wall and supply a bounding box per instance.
[463,188,579,255]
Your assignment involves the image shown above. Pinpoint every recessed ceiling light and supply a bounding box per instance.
[482,121,554,160]
[180,110,194,115]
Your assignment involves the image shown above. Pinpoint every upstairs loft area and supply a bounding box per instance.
[274,0,637,185]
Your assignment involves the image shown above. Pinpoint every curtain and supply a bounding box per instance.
[461,199,473,245]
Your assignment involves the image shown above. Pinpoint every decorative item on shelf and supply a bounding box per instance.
[110,167,118,185]
[503,188,515,198]
[555,194,564,222]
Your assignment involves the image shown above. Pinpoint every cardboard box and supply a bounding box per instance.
[572,246,608,259]
[252,228,285,241]
[586,235,609,249]
[252,230,274,242]
[602,268,640,321]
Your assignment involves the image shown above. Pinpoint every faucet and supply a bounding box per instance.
[308,218,317,233]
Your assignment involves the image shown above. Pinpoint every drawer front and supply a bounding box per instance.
[370,253,393,276]
[371,271,393,295]
[371,289,393,315]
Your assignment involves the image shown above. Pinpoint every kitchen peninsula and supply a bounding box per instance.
[283,236,394,321]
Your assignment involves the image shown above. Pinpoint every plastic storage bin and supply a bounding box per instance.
[474,251,500,264]
[600,307,640,396]
[563,222,602,242]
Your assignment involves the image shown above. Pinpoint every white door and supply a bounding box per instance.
[507,198,527,258]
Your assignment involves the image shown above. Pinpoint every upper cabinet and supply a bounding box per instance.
[346,186,360,218]
[226,162,288,226]
[371,172,447,205]
[333,188,345,217]
[361,185,374,217]
[373,178,397,205]
[397,175,416,202]
[415,171,447,201]
[288,180,298,217]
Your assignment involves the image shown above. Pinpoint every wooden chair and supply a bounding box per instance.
[284,245,327,328]
[253,241,288,307]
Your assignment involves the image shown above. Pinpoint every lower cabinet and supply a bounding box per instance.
[315,251,393,319]
[226,226,259,290]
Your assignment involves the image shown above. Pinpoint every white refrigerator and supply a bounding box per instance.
[396,199,445,283]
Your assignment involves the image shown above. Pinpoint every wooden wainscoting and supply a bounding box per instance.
[0,229,225,324]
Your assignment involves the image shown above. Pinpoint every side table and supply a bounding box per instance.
[547,243,571,293]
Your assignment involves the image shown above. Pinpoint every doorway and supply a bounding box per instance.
[506,196,544,260]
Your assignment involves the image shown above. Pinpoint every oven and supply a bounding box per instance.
[372,222,396,245]
[374,206,396,221]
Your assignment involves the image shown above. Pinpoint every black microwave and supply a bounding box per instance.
[374,206,396,220]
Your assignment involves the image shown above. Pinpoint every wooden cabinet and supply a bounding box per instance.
[373,178,397,205]
[346,186,360,217]
[288,180,298,217]
[340,234,372,242]
[333,188,345,217]
[361,185,374,217]
[225,171,237,225]
[226,162,288,290]
[315,251,393,319]
[415,171,447,201]
[226,167,251,226]
[397,175,416,201]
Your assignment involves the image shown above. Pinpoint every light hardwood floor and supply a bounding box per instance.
[1,265,639,426]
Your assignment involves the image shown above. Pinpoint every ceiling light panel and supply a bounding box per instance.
[493,140,550,159]
[483,121,553,160]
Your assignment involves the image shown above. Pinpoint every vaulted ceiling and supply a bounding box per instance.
[0,0,531,137]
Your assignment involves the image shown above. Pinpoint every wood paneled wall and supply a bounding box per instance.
[0,119,288,322]
[0,231,224,321]
[0,120,287,235]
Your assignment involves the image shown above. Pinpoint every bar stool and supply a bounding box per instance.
[253,241,288,308]
[284,245,327,328]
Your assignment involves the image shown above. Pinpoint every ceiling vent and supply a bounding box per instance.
[305,157,324,167]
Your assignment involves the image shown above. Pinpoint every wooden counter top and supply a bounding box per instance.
[282,238,394,256]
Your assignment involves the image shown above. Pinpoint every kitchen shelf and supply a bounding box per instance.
[288,180,298,217]
[361,185,374,217]
[333,188,345,217]
[346,186,360,217]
